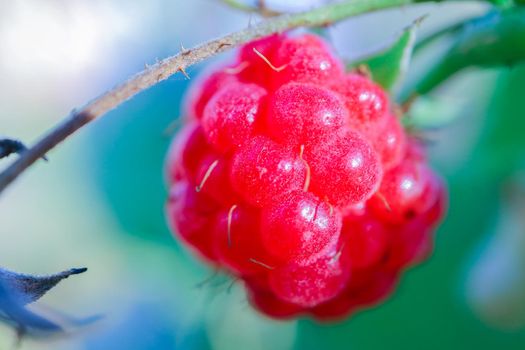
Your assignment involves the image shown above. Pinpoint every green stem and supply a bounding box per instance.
[411,8,525,97]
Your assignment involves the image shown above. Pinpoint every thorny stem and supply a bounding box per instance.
[0,0,465,195]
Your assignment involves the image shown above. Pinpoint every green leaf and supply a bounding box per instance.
[409,7,525,97]
[349,17,421,91]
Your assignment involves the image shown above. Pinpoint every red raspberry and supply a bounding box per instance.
[260,190,342,262]
[229,136,307,207]
[194,155,240,207]
[331,73,389,133]
[165,122,211,183]
[246,280,303,319]
[368,146,441,224]
[185,68,238,120]
[237,34,284,86]
[268,241,351,307]
[271,34,344,87]
[305,128,382,208]
[385,182,447,270]
[372,114,407,170]
[202,81,267,153]
[166,181,218,262]
[165,32,447,322]
[213,205,276,276]
[267,83,348,147]
[342,215,389,270]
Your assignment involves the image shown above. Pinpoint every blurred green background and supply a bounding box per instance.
[1,0,525,349]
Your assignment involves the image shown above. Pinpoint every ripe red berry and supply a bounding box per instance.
[368,151,441,224]
[268,242,351,307]
[347,269,399,308]
[230,136,307,207]
[342,215,389,269]
[185,68,238,120]
[237,34,284,86]
[246,280,303,319]
[331,73,389,133]
[194,155,240,207]
[165,122,211,183]
[260,190,342,262]
[166,181,218,262]
[266,83,348,147]
[202,81,267,153]
[271,34,344,87]
[165,32,447,321]
[305,128,382,207]
[372,114,407,170]
[213,205,277,276]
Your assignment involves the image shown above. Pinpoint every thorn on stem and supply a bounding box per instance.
[217,41,232,50]
[177,67,190,80]
[180,42,190,55]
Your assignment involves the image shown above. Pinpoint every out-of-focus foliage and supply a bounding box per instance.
[412,7,525,95]
[87,80,188,243]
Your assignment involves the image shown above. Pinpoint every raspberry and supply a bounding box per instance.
[213,205,276,276]
[305,128,382,208]
[331,73,389,133]
[260,190,342,262]
[166,181,218,262]
[246,280,303,319]
[165,33,447,322]
[202,81,267,152]
[372,113,407,170]
[268,242,351,307]
[237,34,284,86]
[195,155,239,207]
[185,68,238,120]
[342,215,389,269]
[271,34,344,87]
[165,122,211,183]
[368,144,441,224]
[267,83,348,147]
[230,136,307,207]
